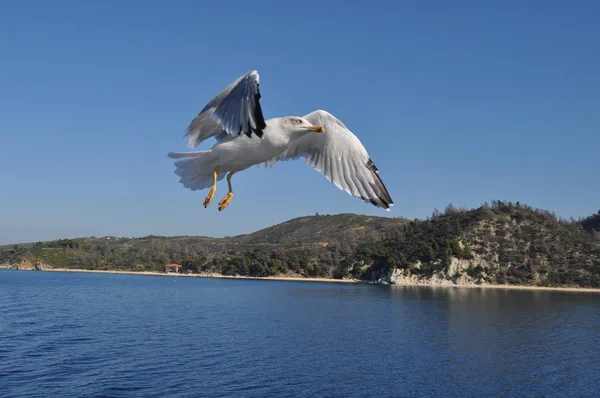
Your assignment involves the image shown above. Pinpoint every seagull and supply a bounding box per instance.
[167,70,393,212]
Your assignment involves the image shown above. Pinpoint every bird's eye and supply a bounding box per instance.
[292,118,302,124]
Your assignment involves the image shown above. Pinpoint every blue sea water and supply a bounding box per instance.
[1,270,599,397]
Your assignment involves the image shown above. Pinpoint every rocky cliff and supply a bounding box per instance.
[357,201,600,288]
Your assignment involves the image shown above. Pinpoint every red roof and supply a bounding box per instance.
[165,263,182,268]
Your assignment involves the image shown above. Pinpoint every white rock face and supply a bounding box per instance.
[376,256,488,286]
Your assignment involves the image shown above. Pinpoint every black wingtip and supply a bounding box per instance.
[252,89,266,137]
[366,158,393,210]
[239,88,266,139]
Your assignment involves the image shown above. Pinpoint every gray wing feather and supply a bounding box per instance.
[184,70,267,148]
[270,110,393,211]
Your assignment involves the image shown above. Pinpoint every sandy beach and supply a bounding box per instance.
[34,267,600,292]
[44,268,360,284]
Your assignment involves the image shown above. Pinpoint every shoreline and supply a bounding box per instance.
[7,267,597,292]
[43,268,360,284]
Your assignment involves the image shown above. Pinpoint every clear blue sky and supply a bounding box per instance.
[1,0,599,245]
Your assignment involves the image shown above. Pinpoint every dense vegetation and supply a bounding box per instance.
[1,214,400,277]
[2,202,599,288]
[356,202,600,287]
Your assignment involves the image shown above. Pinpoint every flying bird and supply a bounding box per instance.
[167,70,393,212]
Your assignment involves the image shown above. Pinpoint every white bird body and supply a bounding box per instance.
[168,70,393,211]
[207,117,302,172]
[168,116,322,191]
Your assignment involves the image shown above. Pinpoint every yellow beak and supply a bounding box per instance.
[307,125,325,133]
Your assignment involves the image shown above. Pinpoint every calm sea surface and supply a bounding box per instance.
[1,270,599,397]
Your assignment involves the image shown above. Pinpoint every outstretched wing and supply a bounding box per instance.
[184,70,267,147]
[270,110,393,211]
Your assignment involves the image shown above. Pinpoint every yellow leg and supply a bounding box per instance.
[218,172,235,211]
[203,168,218,208]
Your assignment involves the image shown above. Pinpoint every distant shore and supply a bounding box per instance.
[5,267,600,292]
[44,268,360,284]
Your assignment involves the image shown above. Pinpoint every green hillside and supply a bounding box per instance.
[2,202,599,288]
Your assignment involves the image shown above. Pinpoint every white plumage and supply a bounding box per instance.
[168,70,393,211]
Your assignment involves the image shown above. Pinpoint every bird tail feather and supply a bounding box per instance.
[167,150,225,191]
